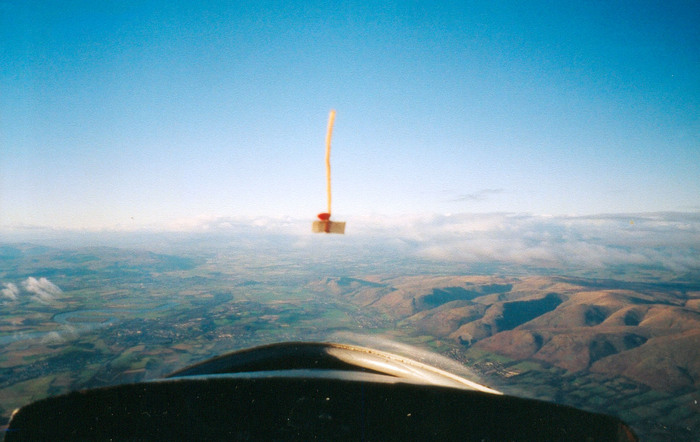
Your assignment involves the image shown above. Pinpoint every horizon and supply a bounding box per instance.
[3,211,699,284]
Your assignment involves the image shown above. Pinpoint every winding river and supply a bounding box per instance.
[0,301,178,346]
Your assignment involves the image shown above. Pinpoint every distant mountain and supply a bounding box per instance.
[0,243,58,259]
[310,275,700,393]
[0,244,202,281]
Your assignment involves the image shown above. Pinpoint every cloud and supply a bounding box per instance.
[152,212,700,279]
[1,282,19,301]
[165,214,304,234]
[39,325,78,344]
[5,212,698,281]
[453,188,504,202]
[22,277,63,303]
[345,212,700,278]
[41,331,65,344]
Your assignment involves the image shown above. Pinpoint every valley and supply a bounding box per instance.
[1,242,699,440]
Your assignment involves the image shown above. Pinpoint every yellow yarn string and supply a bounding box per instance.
[325,110,336,216]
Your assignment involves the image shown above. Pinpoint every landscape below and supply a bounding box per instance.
[1,241,699,440]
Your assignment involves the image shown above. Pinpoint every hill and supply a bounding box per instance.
[309,275,700,392]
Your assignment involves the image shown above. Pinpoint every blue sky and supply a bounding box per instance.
[2,0,699,230]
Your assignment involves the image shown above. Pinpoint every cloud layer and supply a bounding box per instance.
[156,211,700,279]
[3,212,698,281]
[351,212,700,277]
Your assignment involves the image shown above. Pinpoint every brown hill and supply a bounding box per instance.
[402,301,487,337]
[306,276,393,306]
[447,292,563,343]
[589,329,700,391]
[311,275,700,392]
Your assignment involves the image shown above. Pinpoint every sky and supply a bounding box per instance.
[1,0,699,231]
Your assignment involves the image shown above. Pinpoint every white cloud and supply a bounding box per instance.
[453,188,505,202]
[1,282,19,301]
[155,212,700,276]
[165,214,305,234]
[3,212,698,280]
[344,212,700,276]
[22,277,63,304]
[39,325,78,344]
